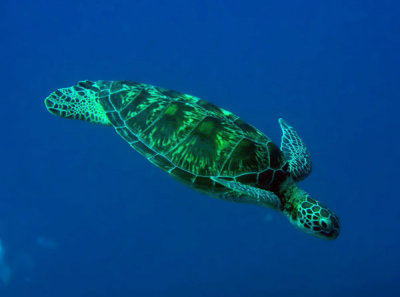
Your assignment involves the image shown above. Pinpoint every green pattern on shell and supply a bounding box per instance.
[81,80,289,194]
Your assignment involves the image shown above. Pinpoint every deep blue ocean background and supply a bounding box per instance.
[1,0,399,296]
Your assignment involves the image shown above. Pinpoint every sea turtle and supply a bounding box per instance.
[44,80,340,239]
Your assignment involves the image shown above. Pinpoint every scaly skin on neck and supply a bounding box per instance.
[278,178,340,240]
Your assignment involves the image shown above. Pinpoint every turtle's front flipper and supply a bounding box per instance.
[211,177,281,210]
[279,118,312,182]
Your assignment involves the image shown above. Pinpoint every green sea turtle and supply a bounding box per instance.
[44,80,340,239]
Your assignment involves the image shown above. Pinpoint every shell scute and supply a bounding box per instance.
[193,176,215,192]
[115,127,138,144]
[170,167,196,184]
[107,112,124,127]
[130,141,155,159]
[197,99,239,122]
[220,138,270,176]
[119,89,154,119]
[234,118,269,143]
[236,173,258,185]
[155,87,199,105]
[258,169,274,187]
[98,94,114,112]
[125,101,168,136]
[149,154,174,172]
[139,101,205,152]
[165,116,242,176]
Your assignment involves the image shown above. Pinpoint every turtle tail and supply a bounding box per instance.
[44,80,111,125]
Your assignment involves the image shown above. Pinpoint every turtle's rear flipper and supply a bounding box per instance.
[44,81,111,126]
[279,118,312,182]
[211,177,281,210]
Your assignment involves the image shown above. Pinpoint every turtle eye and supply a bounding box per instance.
[317,214,340,239]
[320,219,329,230]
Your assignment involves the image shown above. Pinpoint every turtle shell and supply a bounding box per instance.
[88,80,289,194]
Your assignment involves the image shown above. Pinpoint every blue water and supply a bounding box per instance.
[1,0,399,296]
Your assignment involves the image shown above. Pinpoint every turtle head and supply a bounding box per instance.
[283,187,340,240]
[44,80,111,126]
